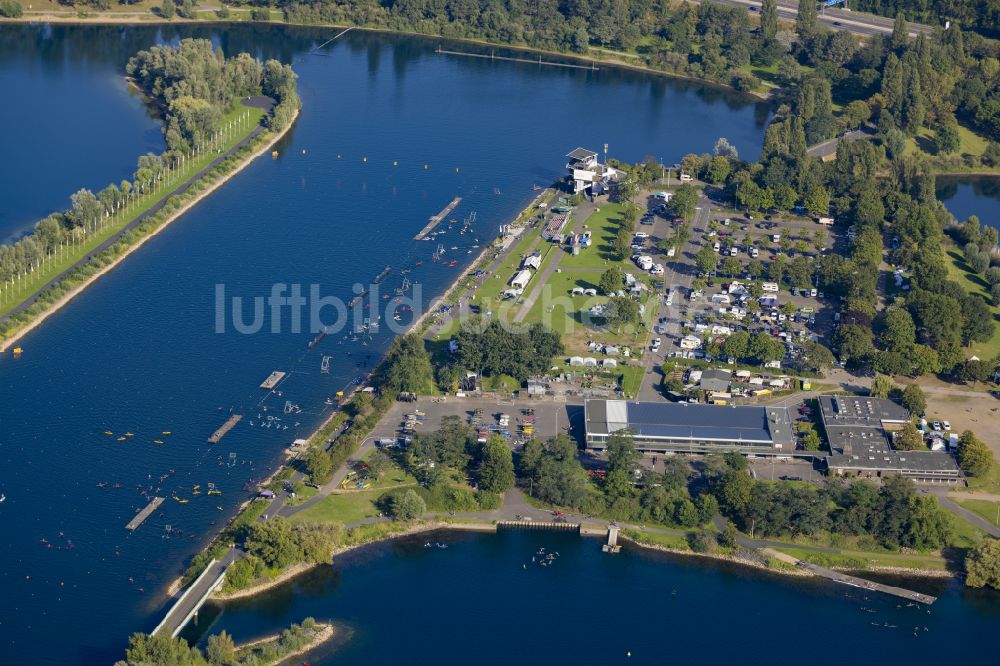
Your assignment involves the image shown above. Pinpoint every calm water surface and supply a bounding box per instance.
[936,175,1000,230]
[0,23,776,664]
[190,530,999,665]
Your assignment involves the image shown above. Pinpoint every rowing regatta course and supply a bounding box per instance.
[3,22,993,666]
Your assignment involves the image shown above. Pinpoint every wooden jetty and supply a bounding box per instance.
[208,415,242,444]
[414,196,462,240]
[436,46,599,71]
[799,562,937,604]
[259,371,286,389]
[496,520,580,533]
[126,497,165,530]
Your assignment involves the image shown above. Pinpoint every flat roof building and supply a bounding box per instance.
[817,395,960,484]
[584,399,795,455]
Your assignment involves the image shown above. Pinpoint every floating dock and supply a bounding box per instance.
[126,497,164,530]
[208,415,242,444]
[415,196,462,240]
[260,371,286,389]
[436,46,599,71]
[799,562,937,604]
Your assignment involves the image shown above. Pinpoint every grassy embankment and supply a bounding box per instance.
[955,498,1000,528]
[943,245,1000,360]
[0,105,267,334]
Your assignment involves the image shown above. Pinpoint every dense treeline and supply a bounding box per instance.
[0,39,298,301]
[118,617,325,666]
[853,1,1000,36]
[709,455,957,549]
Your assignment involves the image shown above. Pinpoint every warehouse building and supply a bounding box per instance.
[818,395,961,484]
[584,399,795,455]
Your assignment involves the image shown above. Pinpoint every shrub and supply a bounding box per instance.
[0,0,23,17]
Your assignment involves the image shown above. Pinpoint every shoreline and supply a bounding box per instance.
[0,108,298,354]
[235,622,334,665]
[210,519,953,604]
[5,14,773,102]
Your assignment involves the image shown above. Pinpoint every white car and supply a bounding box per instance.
[942,421,952,431]
[749,247,759,258]
[634,232,650,239]
[729,246,738,256]
[667,247,676,257]
[713,242,720,252]
[650,338,662,352]
[650,264,665,276]
[931,422,942,432]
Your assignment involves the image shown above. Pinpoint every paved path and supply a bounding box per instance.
[928,491,1000,538]
[806,129,868,160]
[0,96,273,325]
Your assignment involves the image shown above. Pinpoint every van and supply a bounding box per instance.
[634,232,650,239]
[729,246,738,256]
[749,247,759,258]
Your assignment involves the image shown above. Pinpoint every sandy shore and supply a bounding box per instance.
[0,109,298,353]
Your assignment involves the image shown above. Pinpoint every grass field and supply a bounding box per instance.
[0,105,266,319]
[909,124,990,159]
[943,245,1000,359]
[776,547,950,572]
[955,499,1000,529]
[289,491,381,525]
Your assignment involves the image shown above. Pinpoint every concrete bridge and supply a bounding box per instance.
[151,555,232,638]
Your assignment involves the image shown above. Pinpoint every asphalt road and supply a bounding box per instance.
[694,0,934,38]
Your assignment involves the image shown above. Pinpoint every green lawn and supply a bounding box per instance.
[624,529,691,550]
[0,105,266,319]
[909,124,990,158]
[776,547,949,572]
[955,499,1000,529]
[289,491,381,525]
[943,245,1000,359]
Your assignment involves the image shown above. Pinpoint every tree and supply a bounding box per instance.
[478,435,515,494]
[716,469,754,515]
[705,156,731,184]
[714,137,739,159]
[695,245,719,274]
[391,489,426,520]
[900,384,926,416]
[606,431,640,475]
[799,340,835,372]
[760,0,778,41]
[206,631,235,666]
[599,267,624,295]
[378,334,436,395]
[720,330,750,360]
[796,0,817,36]
[748,332,784,364]
[161,0,176,19]
[718,521,740,549]
[613,225,632,260]
[802,429,821,451]
[879,308,916,351]
[965,540,1000,590]
[870,373,895,398]
[957,431,994,477]
[605,296,640,331]
[936,121,961,155]
[834,324,874,365]
[123,632,206,666]
[803,185,830,217]
[890,11,908,52]
[669,183,699,219]
[893,423,926,451]
[305,446,333,483]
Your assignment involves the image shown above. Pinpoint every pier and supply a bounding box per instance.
[496,520,581,533]
[414,196,462,240]
[436,46,599,71]
[260,371,287,389]
[126,497,164,531]
[798,562,937,604]
[152,557,230,638]
[602,525,621,553]
[208,414,242,444]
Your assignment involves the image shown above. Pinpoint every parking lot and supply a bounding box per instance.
[366,396,584,450]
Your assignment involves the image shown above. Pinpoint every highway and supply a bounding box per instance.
[691,0,934,38]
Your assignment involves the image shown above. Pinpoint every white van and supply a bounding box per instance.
[729,246,738,256]
[749,247,759,258]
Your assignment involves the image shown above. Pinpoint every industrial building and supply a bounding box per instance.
[818,395,961,484]
[584,399,795,455]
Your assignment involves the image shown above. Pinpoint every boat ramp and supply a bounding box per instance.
[208,415,242,444]
[126,497,165,530]
[414,196,462,240]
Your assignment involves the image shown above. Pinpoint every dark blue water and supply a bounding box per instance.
[936,175,1000,230]
[0,24,772,664]
[189,530,998,664]
[0,25,165,242]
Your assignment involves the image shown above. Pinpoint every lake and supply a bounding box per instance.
[936,175,1000,230]
[0,22,773,664]
[187,529,1000,665]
